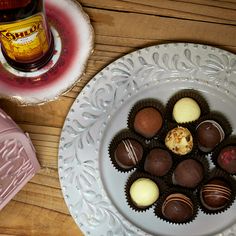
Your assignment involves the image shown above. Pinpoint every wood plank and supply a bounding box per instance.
[0,201,82,236]
[79,0,236,24]
[31,168,61,189]
[28,133,60,143]
[1,1,235,236]
[12,182,68,214]
[19,125,61,136]
[36,153,57,169]
[87,8,236,47]
[0,97,74,128]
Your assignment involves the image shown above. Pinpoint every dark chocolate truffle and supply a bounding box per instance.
[173,159,204,188]
[200,179,231,210]
[162,193,193,223]
[114,139,143,169]
[144,148,173,176]
[134,107,163,138]
[217,146,236,174]
[196,120,225,152]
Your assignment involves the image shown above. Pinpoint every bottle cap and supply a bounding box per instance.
[0,0,31,10]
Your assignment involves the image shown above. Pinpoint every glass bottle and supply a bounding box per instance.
[0,0,54,72]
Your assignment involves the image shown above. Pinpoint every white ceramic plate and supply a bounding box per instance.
[58,43,236,236]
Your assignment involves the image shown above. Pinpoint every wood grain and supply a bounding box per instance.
[0,201,82,236]
[80,0,236,24]
[0,0,235,235]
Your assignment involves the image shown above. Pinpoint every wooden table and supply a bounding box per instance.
[0,0,235,235]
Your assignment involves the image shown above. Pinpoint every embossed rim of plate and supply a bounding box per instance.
[58,43,236,236]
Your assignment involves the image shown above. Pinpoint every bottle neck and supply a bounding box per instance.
[0,0,31,10]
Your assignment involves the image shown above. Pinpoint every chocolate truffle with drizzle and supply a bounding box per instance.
[114,138,143,169]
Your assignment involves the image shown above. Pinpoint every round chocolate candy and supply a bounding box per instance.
[173,97,201,123]
[217,146,236,174]
[196,120,225,152]
[114,139,143,169]
[144,148,173,176]
[134,107,163,138]
[162,193,194,223]
[130,178,159,208]
[173,159,204,188]
[200,178,231,210]
[165,126,193,155]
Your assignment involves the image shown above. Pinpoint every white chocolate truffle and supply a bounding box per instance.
[130,178,159,207]
[173,97,201,123]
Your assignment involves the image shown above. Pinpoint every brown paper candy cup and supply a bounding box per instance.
[211,137,236,176]
[141,140,176,179]
[125,171,167,212]
[154,187,198,224]
[162,122,197,158]
[166,89,210,125]
[198,168,236,215]
[169,152,209,190]
[108,129,146,173]
[127,98,166,140]
[195,112,232,153]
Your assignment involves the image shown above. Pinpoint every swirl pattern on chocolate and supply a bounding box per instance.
[200,179,231,210]
[162,193,193,223]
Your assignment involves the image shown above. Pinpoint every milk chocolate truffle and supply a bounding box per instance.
[114,139,143,169]
[130,178,159,208]
[200,179,231,210]
[134,107,163,138]
[162,193,194,223]
[173,159,204,188]
[165,127,193,155]
[144,148,173,176]
[197,120,225,152]
[173,98,201,123]
[217,146,236,174]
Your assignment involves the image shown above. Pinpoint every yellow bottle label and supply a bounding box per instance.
[0,13,50,62]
